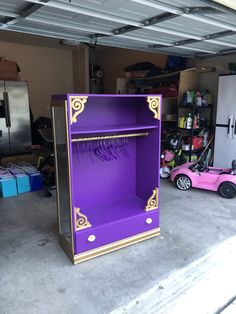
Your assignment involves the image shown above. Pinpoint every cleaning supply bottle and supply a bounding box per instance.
[195,91,201,107]
[186,113,192,129]
[197,113,200,128]
[193,115,198,129]
[179,116,185,128]
[183,92,187,106]
[201,90,208,107]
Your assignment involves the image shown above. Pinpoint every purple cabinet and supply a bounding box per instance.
[51,94,162,264]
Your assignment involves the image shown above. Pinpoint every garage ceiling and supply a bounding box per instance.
[1,0,236,57]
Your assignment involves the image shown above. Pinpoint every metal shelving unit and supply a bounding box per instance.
[178,105,213,162]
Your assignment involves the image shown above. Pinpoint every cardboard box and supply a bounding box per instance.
[0,61,18,81]
[1,154,38,167]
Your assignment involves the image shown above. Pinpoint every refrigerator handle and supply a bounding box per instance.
[3,91,11,128]
[227,116,231,137]
[227,115,233,138]
[233,115,236,139]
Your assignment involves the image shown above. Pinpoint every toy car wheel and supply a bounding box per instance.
[160,166,171,179]
[175,175,192,191]
[218,182,236,199]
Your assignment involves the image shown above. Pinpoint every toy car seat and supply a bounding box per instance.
[189,159,208,172]
[232,160,236,175]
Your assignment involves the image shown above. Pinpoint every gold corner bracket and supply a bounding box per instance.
[145,188,159,211]
[147,96,160,120]
[69,96,88,125]
[74,207,91,231]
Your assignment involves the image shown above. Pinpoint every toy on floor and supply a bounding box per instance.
[170,159,236,198]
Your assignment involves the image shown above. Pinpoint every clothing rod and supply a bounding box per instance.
[71,132,149,142]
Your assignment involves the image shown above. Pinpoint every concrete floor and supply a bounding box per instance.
[1,180,236,314]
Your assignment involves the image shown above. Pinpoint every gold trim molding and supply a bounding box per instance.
[145,188,159,211]
[74,207,91,231]
[69,96,88,125]
[147,96,160,120]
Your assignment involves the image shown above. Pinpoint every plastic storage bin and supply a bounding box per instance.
[0,173,17,198]
[15,174,31,194]
[19,165,43,191]
[28,171,43,191]
[8,166,31,194]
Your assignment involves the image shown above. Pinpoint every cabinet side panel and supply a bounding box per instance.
[52,103,72,247]
[136,129,160,205]
[136,96,161,209]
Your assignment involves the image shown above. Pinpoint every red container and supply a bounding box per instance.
[192,136,203,149]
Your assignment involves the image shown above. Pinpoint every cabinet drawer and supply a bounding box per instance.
[74,210,159,254]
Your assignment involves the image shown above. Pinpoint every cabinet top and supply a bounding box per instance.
[51,93,162,101]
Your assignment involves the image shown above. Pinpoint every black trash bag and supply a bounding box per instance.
[32,117,52,145]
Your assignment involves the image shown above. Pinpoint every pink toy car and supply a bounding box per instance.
[170,160,236,198]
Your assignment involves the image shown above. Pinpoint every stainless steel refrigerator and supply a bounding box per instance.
[0,81,32,155]
[214,75,236,168]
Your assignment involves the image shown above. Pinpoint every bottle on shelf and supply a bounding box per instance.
[186,113,192,129]
[201,90,208,107]
[178,115,185,128]
[183,90,195,106]
[197,113,200,128]
[195,91,202,107]
[193,114,198,129]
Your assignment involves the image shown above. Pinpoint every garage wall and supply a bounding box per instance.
[188,53,236,120]
[94,46,168,93]
[0,41,73,120]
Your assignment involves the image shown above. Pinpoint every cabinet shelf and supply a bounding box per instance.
[71,124,158,135]
[82,197,147,228]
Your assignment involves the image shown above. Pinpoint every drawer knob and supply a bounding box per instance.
[146,218,153,224]
[88,235,96,242]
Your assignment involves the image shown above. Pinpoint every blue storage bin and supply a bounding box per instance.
[28,172,43,191]
[17,164,43,191]
[0,175,18,198]
[15,174,31,194]
[8,166,31,194]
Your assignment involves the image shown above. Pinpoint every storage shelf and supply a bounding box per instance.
[82,197,148,228]
[182,148,204,154]
[178,127,203,131]
[178,105,212,109]
[131,70,181,81]
[71,124,158,135]
[129,67,200,81]
[162,119,177,122]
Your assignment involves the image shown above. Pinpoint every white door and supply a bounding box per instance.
[214,126,232,168]
[216,75,236,125]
